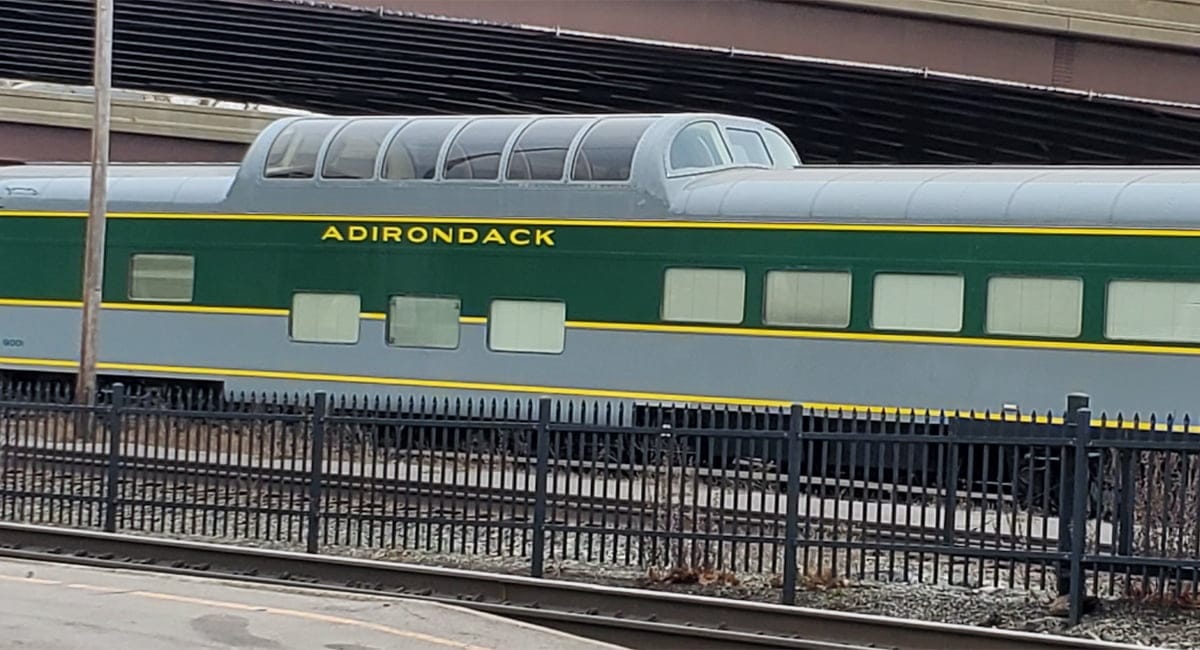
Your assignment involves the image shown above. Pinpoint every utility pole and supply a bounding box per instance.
[76,0,114,406]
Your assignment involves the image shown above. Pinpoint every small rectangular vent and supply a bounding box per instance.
[1052,37,1076,87]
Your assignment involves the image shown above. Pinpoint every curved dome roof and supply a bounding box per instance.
[673,166,1200,228]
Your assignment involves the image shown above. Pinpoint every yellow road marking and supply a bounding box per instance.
[137,591,494,650]
[0,573,492,649]
[67,583,125,593]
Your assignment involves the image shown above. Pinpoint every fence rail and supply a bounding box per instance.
[2,381,1199,624]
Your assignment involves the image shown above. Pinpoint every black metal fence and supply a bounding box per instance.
[2,380,1199,624]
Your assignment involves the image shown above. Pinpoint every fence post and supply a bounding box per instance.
[1068,407,1092,625]
[531,396,551,578]
[101,382,124,533]
[306,391,327,555]
[942,422,959,545]
[1116,444,1135,558]
[781,403,803,605]
[1057,393,1089,600]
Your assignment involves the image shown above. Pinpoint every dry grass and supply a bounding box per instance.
[1086,446,1200,601]
[1129,449,1200,557]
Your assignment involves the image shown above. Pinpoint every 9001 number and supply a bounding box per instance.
[1,338,24,348]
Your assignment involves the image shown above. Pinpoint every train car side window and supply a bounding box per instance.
[320,120,399,180]
[1105,280,1200,343]
[763,129,801,168]
[443,118,525,180]
[506,117,590,181]
[488,299,566,354]
[387,295,460,349]
[662,268,745,325]
[571,117,655,182]
[872,273,963,333]
[264,119,339,179]
[725,128,772,166]
[382,119,462,180]
[669,121,732,173]
[764,270,850,328]
[128,254,194,302]
[290,292,361,344]
[986,276,1082,338]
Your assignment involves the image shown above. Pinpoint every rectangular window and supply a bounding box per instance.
[986,276,1082,338]
[872,273,963,332]
[488,299,566,353]
[290,292,360,344]
[1106,280,1200,343]
[661,267,745,324]
[764,270,851,328]
[387,295,460,349]
[128,254,195,302]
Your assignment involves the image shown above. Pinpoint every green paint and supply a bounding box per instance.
[1,215,1194,346]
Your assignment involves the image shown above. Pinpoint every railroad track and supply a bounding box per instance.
[0,522,1140,650]
[2,444,1056,551]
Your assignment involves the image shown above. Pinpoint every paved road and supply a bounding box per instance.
[0,557,628,650]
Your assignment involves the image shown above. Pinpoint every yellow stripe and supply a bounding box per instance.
[0,298,79,309]
[4,210,1200,237]
[0,298,288,317]
[0,356,789,407]
[111,303,289,317]
[1,355,1194,432]
[0,299,476,325]
[564,320,1200,356]
[4,297,1200,357]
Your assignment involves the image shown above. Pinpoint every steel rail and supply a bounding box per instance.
[1,445,1056,551]
[0,522,1142,650]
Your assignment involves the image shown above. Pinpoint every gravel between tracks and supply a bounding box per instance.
[4,470,1199,649]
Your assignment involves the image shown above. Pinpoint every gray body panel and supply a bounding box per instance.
[2,306,1195,417]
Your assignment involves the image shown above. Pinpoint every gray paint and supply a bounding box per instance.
[3,112,1197,228]
[2,306,1196,418]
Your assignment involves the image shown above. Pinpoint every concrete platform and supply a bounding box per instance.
[0,557,628,650]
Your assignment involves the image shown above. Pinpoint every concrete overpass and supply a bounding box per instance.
[3,0,1200,165]
[374,0,1200,105]
[0,80,305,163]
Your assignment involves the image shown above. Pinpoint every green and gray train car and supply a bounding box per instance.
[2,112,1199,420]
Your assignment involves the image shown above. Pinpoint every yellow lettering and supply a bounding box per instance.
[324,223,558,247]
[510,228,531,246]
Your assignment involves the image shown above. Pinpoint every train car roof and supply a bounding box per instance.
[670,164,1200,229]
[2,111,1200,230]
